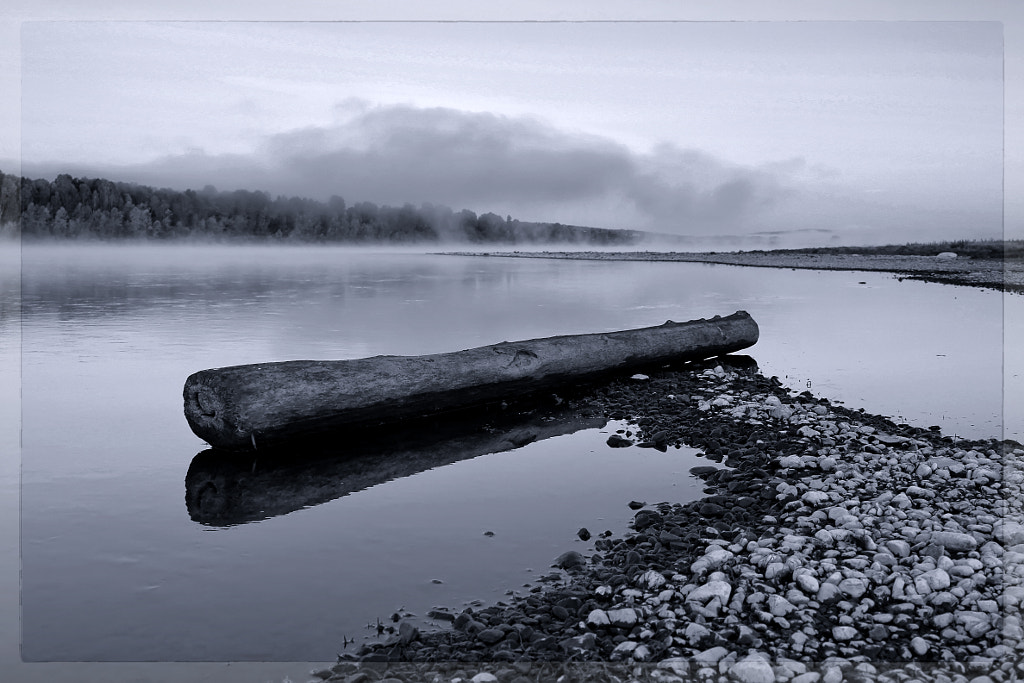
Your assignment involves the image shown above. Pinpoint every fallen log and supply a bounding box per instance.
[183,310,758,451]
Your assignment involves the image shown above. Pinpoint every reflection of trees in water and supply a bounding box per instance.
[17,249,526,323]
[185,405,606,526]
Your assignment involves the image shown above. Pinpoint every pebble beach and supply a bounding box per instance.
[452,250,1024,293]
[304,357,1020,683]
[293,252,1020,683]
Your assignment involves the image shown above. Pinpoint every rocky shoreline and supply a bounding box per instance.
[447,251,1024,293]
[304,359,1021,683]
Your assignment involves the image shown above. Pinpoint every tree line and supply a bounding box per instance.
[0,170,644,246]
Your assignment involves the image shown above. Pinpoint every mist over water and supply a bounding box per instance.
[10,243,1015,661]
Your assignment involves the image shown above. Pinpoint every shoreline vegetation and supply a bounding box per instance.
[0,170,644,245]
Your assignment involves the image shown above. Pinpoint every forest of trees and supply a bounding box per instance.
[0,170,645,246]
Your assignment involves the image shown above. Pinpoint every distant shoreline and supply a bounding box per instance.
[444,249,1024,293]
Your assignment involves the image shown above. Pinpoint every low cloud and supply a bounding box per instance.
[21,101,993,239]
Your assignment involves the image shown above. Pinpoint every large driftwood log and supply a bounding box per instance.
[183,310,758,450]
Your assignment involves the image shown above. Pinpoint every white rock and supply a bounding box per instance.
[769,594,796,617]
[471,674,499,683]
[997,521,1024,546]
[728,652,775,683]
[958,612,992,638]
[823,666,843,683]
[921,568,951,591]
[638,569,667,589]
[886,539,911,557]
[687,580,733,606]
[792,674,822,683]
[838,577,867,599]
[892,492,912,509]
[630,374,649,381]
[692,547,734,573]
[795,571,820,594]
[832,625,858,641]
[978,599,999,613]
[814,529,835,547]
[606,608,639,627]
[659,658,692,676]
[817,582,841,602]
[910,636,929,656]
[683,622,711,645]
[779,455,803,469]
[801,490,830,506]
[586,609,610,626]
[693,645,730,664]
[613,640,638,654]
[931,530,978,551]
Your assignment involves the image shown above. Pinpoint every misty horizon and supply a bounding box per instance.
[15,21,1005,246]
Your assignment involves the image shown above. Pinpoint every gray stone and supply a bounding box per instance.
[687,579,733,606]
[921,568,951,591]
[607,607,639,627]
[769,594,796,617]
[997,521,1024,546]
[823,666,843,683]
[693,645,731,664]
[832,626,858,641]
[930,531,978,552]
[795,571,820,594]
[728,652,775,683]
[553,550,585,569]
[886,539,911,558]
[838,577,867,599]
[477,628,505,645]
[817,582,841,603]
[633,509,663,530]
[559,632,597,653]
[398,621,419,646]
[792,674,822,683]
[683,621,712,645]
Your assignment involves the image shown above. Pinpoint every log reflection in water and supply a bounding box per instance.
[185,406,606,526]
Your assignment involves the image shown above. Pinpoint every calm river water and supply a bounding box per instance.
[5,244,1019,662]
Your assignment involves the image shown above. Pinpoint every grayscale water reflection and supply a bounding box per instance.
[12,244,1016,661]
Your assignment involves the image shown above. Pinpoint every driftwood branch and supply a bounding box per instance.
[183,310,758,450]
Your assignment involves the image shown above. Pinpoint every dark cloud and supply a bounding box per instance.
[21,102,995,240]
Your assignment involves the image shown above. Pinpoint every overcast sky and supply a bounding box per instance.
[3,1,1020,245]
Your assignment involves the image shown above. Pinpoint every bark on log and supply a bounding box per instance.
[183,310,758,451]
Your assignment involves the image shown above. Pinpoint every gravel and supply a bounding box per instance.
[450,250,1024,293]
[304,358,1021,683]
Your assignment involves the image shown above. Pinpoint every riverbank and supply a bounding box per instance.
[446,250,1024,293]
[306,358,1020,683]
